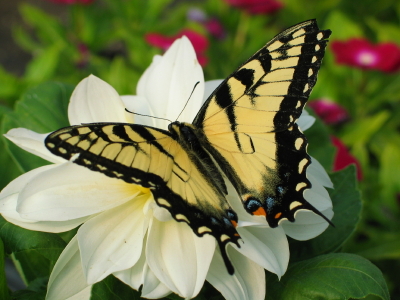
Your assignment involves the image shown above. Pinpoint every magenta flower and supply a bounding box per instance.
[187,8,226,40]
[47,0,93,4]
[76,43,90,69]
[308,99,349,125]
[145,29,209,66]
[331,38,400,73]
[224,0,283,15]
[204,19,225,40]
[331,137,363,181]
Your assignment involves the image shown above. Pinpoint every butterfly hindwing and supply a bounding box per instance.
[193,19,332,227]
[45,123,240,274]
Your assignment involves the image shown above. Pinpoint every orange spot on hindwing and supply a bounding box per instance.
[274,212,282,219]
[253,207,267,216]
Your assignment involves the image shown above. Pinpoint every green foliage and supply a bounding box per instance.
[0,238,10,300]
[91,275,141,300]
[290,166,361,262]
[0,0,399,298]
[265,253,389,300]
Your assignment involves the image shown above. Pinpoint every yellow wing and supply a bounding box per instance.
[193,19,332,227]
[45,123,240,274]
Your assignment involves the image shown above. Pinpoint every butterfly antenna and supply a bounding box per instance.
[124,109,173,123]
[175,81,200,122]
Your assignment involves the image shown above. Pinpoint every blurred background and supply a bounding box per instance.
[0,0,399,298]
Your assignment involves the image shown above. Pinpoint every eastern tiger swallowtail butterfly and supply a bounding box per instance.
[45,19,332,275]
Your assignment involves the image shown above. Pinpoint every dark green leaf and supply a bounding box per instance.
[0,106,22,190]
[0,238,11,300]
[1,82,73,173]
[11,276,48,300]
[91,275,141,300]
[354,231,400,260]
[306,111,335,171]
[266,253,390,300]
[0,217,66,283]
[10,81,72,132]
[290,166,362,261]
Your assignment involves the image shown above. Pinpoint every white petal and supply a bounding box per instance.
[281,208,333,240]
[145,200,173,222]
[282,166,333,240]
[297,111,315,131]
[308,157,333,188]
[137,36,204,128]
[207,248,265,300]
[0,164,88,231]
[0,164,55,201]
[236,226,288,277]
[113,242,147,290]
[68,75,127,125]
[203,80,223,101]
[120,95,154,126]
[146,218,214,298]
[46,236,90,300]
[115,242,172,299]
[66,286,92,300]
[303,173,332,212]
[78,195,150,284]
[2,209,89,233]
[141,265,172,299]
[17,163,139,221]
[4,128,63,164]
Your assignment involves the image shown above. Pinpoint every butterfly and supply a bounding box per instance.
[45,19,331,275]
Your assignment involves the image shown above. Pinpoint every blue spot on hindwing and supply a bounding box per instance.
[265,196,275,213]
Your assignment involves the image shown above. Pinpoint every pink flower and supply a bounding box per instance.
[145,30,209,66]
[76,43,90,69]
[308,99,349,125]
[224,0,283,15]
[47,0,93,4]
[204,19,225,40]
[331,137,363,180]
[331,38,400,72]
[187,9,226,40]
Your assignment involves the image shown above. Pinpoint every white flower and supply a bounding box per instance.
[0,36,333,300]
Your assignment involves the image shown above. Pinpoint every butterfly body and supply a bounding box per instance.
[45,20,332,274]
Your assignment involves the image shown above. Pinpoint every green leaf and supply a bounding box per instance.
[0,238,11,300]
[0,106,21,190]
[0,66,22,102]
[9,81,72,132]
[266,253,390,300]
[355,231,400,260]
[1,82,73,173]
[379,142,400,212]
[305,112,335,171]
[341,111,390,146]
[367,18,400,43]
[24,44,63,83]
[11,276,47,300]
[91,275,141,300]
[0,217,66,283]
[19,4,65,45]
[324,11,364,39]
[290,166,362,261]
[0,217,66,263]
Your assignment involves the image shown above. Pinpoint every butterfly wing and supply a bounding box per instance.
[193,19,332,227]
[45,123,240,274]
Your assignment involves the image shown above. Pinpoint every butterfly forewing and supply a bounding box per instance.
[193,19,332,227]
[45,123,240,274]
